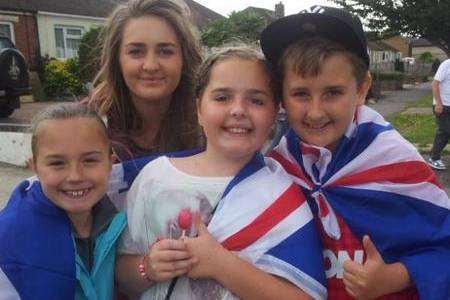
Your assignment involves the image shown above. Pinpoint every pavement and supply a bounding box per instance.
[0,101,72,128]
[367,82,432,117]
[0,84,449,209]
[0,162,32,208]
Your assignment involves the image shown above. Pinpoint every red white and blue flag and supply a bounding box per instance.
[109,153,327,299]
[269,105,450,299]
[203,154,326,299]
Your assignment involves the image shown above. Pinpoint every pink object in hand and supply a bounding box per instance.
[178,208,192,230]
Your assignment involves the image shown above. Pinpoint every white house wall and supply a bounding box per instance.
[37,11,105,59]
[412,46,448,61]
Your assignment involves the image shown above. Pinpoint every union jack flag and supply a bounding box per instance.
[114,153,327,299]
[269,105,450,299]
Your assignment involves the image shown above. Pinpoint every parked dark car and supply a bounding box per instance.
[0,36,31,118]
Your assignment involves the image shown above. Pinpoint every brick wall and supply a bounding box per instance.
[13,14,40,71]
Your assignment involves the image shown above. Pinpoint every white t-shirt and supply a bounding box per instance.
[434,59,450,105]
[119,156,233,300]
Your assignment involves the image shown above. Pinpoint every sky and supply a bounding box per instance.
[193,0,337,16]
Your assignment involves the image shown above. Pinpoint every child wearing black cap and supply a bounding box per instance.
[262,5,450,300]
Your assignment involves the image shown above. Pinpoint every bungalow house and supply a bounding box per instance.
[0,0,221,69]
[410,38,448,61]
[367,40,401,71]
[240,2,285,23]
[382,35,410,58]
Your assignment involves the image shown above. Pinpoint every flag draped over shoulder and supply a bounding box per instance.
[204,154,326,299]
[0,180,76,300]
[269,105,450,300]
[108,153,327,300]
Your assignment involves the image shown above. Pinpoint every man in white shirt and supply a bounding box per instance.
[429,58,450,170]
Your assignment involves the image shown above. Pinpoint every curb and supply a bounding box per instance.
[0,132,31,167]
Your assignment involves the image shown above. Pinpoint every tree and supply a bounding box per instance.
[418,51,433,63]
[78,26,103,83]
[331,0,450,56]
[201,11,267,48]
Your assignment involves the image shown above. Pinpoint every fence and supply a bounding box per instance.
[370,61,432,77]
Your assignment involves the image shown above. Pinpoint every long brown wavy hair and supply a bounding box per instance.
[90,0,202,154]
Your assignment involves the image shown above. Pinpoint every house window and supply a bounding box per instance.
[0,22,14,43]
[54,26,84,59]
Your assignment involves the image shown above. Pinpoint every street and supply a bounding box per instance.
[0,162,32,208]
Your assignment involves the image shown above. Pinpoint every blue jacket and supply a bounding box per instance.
[75,212,126,300]
[0,179,126,300]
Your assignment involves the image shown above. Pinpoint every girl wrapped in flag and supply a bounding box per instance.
[0,104,126,299]
[114,47,327,299]
[260,5,450,299]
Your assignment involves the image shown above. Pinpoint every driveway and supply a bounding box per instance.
[0,101,73,127]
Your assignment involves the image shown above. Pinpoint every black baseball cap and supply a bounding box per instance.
[260,5,370,68]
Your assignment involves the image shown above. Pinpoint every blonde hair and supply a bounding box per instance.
[31,103,110,160]
[91,0,202,153]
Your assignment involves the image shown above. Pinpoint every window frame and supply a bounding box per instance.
[54,25,84,59]
[0,21,15,43]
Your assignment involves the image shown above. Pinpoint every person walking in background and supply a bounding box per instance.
[429,58,450,170]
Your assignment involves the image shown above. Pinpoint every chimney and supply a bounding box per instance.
[275,2,284,19]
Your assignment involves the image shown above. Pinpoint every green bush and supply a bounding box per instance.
[418,51,434,63]
[78,27,103,83]
[376,72,405,81]
[43,59,84,97]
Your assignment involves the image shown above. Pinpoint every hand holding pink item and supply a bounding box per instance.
[178,208,192,239]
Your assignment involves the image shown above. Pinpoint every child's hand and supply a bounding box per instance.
[184,217,227,280]
[343,235,410,299]
[145,238,197,282]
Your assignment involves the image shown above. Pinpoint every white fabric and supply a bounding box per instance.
[120,156,232,300]
[120,156,231,254]
[0,268,20,300]
[434,59,450,105]
[119,156,326,300]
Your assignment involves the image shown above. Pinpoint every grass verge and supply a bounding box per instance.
[386,95,436,148]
